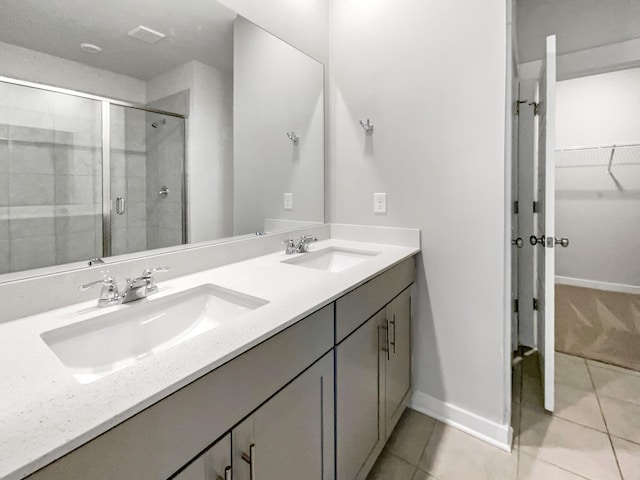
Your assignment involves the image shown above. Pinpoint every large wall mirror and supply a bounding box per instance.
[0,0,325,280]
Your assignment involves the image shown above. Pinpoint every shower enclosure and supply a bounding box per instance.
[0,78,186,275]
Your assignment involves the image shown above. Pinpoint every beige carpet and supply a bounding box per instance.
[556,284,640,372]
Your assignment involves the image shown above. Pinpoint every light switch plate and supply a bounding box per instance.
[284,193,293,210]
[373,193,387,213]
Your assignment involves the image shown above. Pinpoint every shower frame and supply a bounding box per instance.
[0,75,188,258]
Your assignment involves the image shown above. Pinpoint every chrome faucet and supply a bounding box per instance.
[282,234,318,254]
[297,234,318,252]
[80,267,170,307]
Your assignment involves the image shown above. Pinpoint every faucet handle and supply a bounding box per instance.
[142,266,170,278]
[79,277,121,307]
[141,267,170,296]
[282,238,297,254]
[79,277,116,291]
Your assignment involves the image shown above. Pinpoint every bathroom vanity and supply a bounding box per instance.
[0,232,419,480]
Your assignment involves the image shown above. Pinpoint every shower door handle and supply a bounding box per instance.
[115,196,126,215]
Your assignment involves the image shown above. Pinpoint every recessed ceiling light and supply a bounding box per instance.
[80,43,102,54]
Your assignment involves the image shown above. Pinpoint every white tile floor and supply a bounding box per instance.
[367,352,640,480]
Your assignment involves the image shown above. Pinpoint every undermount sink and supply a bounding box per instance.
[41,284,269,384]
[282,247,380,273]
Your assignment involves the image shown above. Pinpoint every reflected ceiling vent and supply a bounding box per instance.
[127,25,166,45]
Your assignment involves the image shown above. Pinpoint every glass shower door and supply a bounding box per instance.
[109,104,185,257]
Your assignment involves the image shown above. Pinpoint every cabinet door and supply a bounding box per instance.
[232,352,334,480]
[385,287,412,436]
[172,433,231,480]
[336,310,386,480]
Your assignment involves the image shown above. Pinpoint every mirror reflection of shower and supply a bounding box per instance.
[110,105,187,257]
[0,78,188,274]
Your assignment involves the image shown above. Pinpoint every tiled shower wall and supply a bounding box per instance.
[0,83,102,274]
[146,91,187,250]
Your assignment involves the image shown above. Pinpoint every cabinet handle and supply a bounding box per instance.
[381,321,390,361]
[390,314,396,354]
[242,444,256,480]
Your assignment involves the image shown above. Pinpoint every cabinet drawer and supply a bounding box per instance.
[336,258,415,343]
[28,305,334,480]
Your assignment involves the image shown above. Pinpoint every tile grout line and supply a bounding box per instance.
[518,451,593,480]
[609,433,640,448]
[380,449,429,480]
[521,354,619,480]
[520,396,608,435]
[587,361,640,379]
[597,392,640,409]
[586,360,625,480]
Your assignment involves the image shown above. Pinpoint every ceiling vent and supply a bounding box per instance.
[127,25,166,45]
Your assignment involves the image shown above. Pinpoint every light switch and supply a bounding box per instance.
[284,193,293,210]
[373,193,387,214]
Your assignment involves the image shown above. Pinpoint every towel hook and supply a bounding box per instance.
[359,119,374,134]
[287,131,299,144]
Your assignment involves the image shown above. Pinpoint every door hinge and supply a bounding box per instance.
[513,299,519,313]
[513,201,519,214]
[515,100,527,116]
[533,298,539,311]
[533,201,539,213]
[531,102,540,116]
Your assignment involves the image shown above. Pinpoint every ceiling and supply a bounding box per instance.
[0,0,237,80]
[517,0,640,63]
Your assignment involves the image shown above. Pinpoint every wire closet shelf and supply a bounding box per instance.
[555,142,640,175]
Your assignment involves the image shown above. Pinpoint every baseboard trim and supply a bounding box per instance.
[555,276,640,295]
[410,391,513,452]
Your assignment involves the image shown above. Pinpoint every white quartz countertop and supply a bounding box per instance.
[0,237,419,480]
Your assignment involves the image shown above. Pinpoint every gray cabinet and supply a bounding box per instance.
[335,277,414,480]
[172,434,231,480]
[233,352,334,480]
[336,310,386,480]
[384,288,412,438]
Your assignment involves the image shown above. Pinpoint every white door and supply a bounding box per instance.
[535,35,556,412]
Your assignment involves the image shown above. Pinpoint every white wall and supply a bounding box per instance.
[219,0,328,63]
[147,61,234,243]
[557,68,640,148]
[0,41,146,104]
[233,17,324,235]
[555,68,640,287]
[516,0,640,64]
[519,38,640,82]
[330,0,510,445]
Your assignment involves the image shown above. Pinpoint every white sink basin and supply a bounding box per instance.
[282,247,380,273]
[41,284,269,384]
